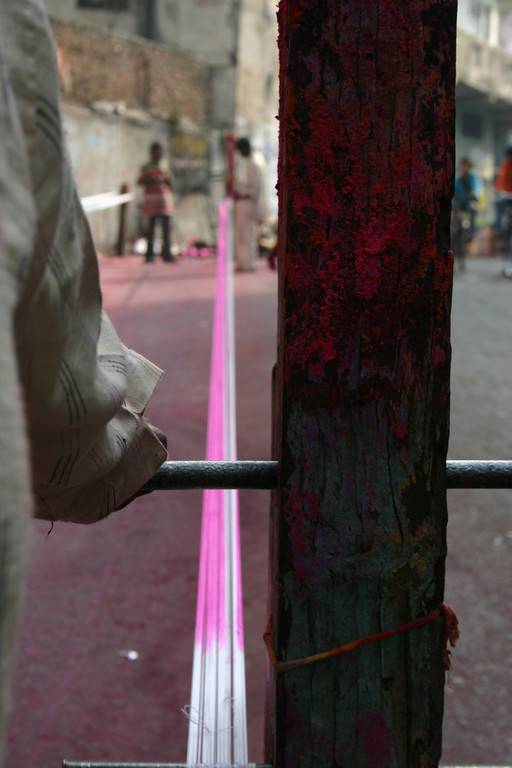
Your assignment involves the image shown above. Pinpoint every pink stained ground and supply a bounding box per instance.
[5,253,277,767]
[6,252,511,766]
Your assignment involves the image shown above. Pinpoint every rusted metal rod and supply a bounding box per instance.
[142,460,512,491]
[446,460,512,488]
[143,460,279,490]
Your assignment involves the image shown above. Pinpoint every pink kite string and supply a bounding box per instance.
[187,199,248,765]
[193,205,227,650]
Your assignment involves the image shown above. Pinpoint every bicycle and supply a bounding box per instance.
[451,205,475,272]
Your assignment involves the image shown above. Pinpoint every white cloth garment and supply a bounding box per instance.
[234,153,265,271]
[0,1,167,762]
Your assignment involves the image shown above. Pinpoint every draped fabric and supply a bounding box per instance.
[0,2,167,762]
[1,0,167,525]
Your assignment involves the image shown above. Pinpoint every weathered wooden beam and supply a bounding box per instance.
[268,1,456,766]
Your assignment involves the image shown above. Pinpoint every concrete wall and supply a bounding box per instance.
[235,0,279,222]
[45,1,279,238]
[457,26,512,106]
[45,0,241,129]
[235,0,278,129]
[51,16,210,125]
[157,0,239,67]
[64,104,216,252]
[63,103,169,250]
[44,0,140,34]
[457,0,500,45]
[47,0,280,136]
[49,14,214,251]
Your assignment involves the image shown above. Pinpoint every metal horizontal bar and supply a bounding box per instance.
[446,460,512,488]
[143,460,512,491]
[143,460,278,490]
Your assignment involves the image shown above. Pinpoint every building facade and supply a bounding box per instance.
[49,1,512,235]
[456,0,512,220]
[43,0,279,241]
[43,0,278,139]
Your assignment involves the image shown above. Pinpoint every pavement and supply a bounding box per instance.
[442,257,512,765]
[4,253,512,767]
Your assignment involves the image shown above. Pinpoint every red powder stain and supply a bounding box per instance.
[433,345,446,368]
[309,360,324,381]
[354,251,383,300]
[357,710,398,764]
[310,176,337,217]
[420,243,437,266]
[395,419,408,440]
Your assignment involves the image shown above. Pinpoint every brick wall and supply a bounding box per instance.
[51,17,211,128]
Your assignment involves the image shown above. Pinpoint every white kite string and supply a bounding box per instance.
[186,199,250,768]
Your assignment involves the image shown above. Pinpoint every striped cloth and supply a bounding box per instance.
[0,2,167,762]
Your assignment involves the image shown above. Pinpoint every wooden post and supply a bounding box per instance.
[116,182,130,256]
[267,1,456,766]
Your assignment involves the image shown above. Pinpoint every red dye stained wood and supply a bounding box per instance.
[268,1,456,766]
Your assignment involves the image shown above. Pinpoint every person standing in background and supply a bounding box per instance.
[494,146,512,233]
[451,156,481,270]
[233,137,266,272]
[138,141,175,263]
[492,147,512,272]
[452,157,480,232]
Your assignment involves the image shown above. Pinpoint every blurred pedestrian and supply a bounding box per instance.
[233,138,265,272]
[138,141,175,263]
[494,146,512,233]
[493,146,512,274]
[0,2,168,764]
[451,157,481,270]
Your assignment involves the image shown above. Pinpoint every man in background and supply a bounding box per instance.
[138,141,175,263]
[493,147,512,273]
[451,156,481,270]
[233,137,266,272]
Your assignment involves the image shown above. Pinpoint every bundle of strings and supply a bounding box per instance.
[186,199,254,768]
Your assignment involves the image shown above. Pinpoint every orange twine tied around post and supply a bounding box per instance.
[264,603,459,674]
